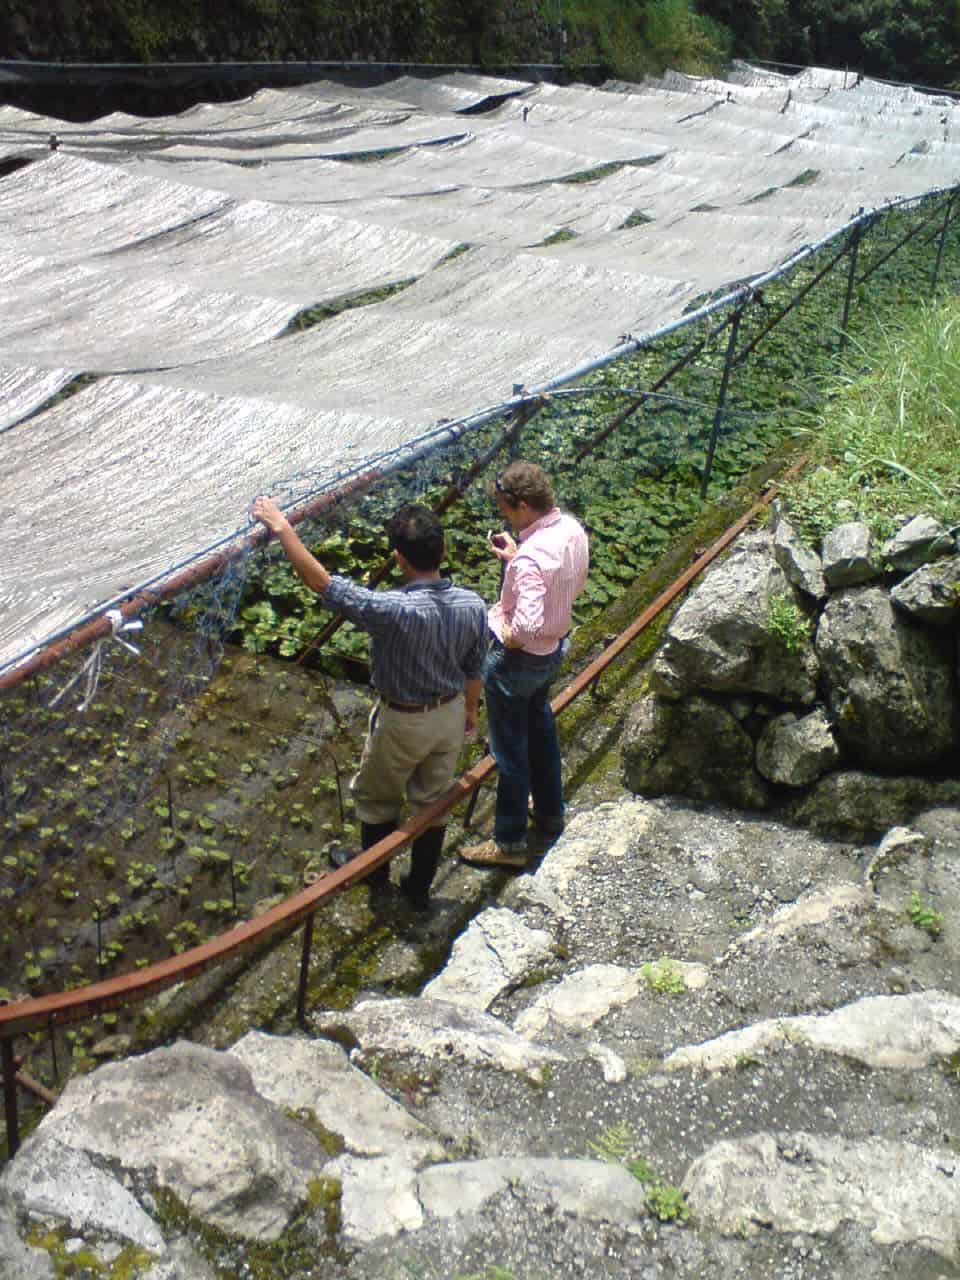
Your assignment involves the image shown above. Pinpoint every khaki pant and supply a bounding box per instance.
[351,695,465,826]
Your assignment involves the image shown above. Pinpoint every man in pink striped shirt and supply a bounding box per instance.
[461,461,589,868]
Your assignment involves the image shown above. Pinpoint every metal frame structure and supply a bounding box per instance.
[2,164,960,1158]
[4,183,957,690]
[0,465,801,1155]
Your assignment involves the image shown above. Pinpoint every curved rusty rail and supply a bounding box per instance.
[0,463,803,1153]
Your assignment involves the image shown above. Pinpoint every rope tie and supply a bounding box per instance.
[49,610,144,713]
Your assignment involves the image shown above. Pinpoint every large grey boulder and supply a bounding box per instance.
[229,1029,443,1163]
[684,1131,960,1261]
[14,1041,330,1243]
[882,513,955,571]
[0,1137,165,1251]
[515,960,707,1040]
[0,1189,55,1280]
[891,555,960,626]
[622,692,769,809]
[821,521,878,587]
[816,586,956,768]
[422,908,555,1012]
[417,1158,650,1229]
[141,1239,217,1280]
[789,770,960,838]
[666,990,960,1072]
[312,996,564,1082]
[755,709,839,786]
[650,533,818,703]
[770,506,827,601]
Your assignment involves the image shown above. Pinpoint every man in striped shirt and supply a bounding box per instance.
[461,461,589,868]
[253,496,488,910]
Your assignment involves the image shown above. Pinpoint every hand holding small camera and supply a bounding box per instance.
[487,528,516,562]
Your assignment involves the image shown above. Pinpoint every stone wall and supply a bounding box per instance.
[622,506,960,837]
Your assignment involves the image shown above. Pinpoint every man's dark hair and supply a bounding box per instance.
[386,503,445,570]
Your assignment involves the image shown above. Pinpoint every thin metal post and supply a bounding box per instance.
[462,752,488,829]
[296,914,315,1026]
[855,201,943,289]
[48,1016,59,1083]
[573,307,736,465]
[838,219,863,355]
[325,749,345,827]
[734,236,852,368]
[1,1037,19,1157]
[229,852,237,918]
[701,304,746,499]
[932,192,957,292]
[95,903,104,976]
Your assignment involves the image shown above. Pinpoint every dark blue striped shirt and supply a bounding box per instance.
[323,575,488,704]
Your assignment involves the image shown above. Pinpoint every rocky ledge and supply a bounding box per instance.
[3,794,960,1279]
[623,509,960,837]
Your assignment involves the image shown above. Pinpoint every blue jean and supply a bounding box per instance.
[483,640,564,850]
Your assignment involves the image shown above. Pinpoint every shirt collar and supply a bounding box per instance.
[400,577,452,593]
[518,507,561,542]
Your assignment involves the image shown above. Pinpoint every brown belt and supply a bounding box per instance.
[383,691,459,713]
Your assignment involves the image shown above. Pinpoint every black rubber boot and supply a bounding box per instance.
[401,825,445,912]
[329,820,396,886]
[360,820,397,886]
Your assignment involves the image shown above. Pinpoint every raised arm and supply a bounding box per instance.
[252,496,332,596]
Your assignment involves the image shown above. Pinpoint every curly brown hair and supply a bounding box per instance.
[491,461,555,513]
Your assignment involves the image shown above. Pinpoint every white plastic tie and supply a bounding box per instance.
[49,609,144,714]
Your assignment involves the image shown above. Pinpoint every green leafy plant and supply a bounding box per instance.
[909,891,943,939]
[588,1123,690,1222]
[640,957,685,995]
[766,594,809,652]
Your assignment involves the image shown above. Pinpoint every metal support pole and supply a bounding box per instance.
[932,192,957,293]
[48,1016,59,1083]
[2,1037,19,1157]
[700,304,746,499]
[95,904,104,976]
[296,913,315,1026]
[462,751,489,830]
[838,219,863,355]
[229,853,237,918]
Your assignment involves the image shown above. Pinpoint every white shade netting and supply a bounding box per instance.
[1,63,958,675]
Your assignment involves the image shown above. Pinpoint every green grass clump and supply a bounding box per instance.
[640,956,685,994]
[781,301,960,544]
[587,1122,690,1222]
[909,891,943,939]
[766,594,810,652]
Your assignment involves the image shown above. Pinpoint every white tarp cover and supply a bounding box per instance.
[1,64,959,673]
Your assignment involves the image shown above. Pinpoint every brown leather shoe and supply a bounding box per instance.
[459,839,528,869]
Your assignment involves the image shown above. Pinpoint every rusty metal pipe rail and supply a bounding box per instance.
[0,470,383,693]
[0,466,800,1154]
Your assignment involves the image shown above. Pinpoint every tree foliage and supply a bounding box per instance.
[696,0,960,87]
[2,0,959,93]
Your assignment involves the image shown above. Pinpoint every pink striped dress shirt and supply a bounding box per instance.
[488,508,589,655]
